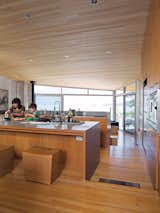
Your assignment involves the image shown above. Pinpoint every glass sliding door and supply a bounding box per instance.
[116,96,124,130]
[125,94,136,133]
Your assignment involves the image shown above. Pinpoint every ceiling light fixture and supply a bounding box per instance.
[64,55,70,59]
[91,0,98,4]
[105,51,112,55]
[24,13,32,20]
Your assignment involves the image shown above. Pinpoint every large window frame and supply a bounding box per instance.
[63,94,114,119]
[35,85,114,119]
[35,94,62,111]
[35,82,139,128]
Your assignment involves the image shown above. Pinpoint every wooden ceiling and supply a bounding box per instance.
[0,0,150,89]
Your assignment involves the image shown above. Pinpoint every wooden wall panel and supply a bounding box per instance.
[159,149,160,193]
[142,0,160,86]
[142,0,160,193]
[143,131,159,190]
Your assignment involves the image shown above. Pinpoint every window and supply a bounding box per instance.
[116,88,124,95]
[34,85,113,120]
[125,82,136,94]
[35,95,61,111]
[62,87,88,94]
[116,96,124,129]
[35,85,61,94]
[89,89,113,95]
[125,95,136,133]
[64,95,113,119]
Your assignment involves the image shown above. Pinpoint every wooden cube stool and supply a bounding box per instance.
[23,147,65,184]
[111,126,119,135]
[0,145,15,176]
[110,135,118,146]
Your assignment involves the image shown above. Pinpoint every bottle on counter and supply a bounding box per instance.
[4,111,10,120]
[67,109,73,122]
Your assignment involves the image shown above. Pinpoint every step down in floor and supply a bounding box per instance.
[99,178,140,188]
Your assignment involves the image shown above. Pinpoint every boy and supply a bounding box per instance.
[25,103,39,121]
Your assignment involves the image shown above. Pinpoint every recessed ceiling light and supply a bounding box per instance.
[64,55,70,59]
[24,14,32,20]
[105,51,112,55]
[28,59,33,62]
[91,0,98,4]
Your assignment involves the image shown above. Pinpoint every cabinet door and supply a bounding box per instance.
[143,131,158,190]
[158,139,160,192]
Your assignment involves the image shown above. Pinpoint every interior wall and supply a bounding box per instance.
[24,82,32,109]
[0,76,17,106]
[142,0,160,191]
[142,0,160,86]
[0,76,31,109]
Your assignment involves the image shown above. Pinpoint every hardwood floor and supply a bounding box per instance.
[92,131,153,191]
[0,131,159,213]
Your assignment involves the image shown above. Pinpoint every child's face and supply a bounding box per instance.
[29,107,36,113]
[12,103,18,109]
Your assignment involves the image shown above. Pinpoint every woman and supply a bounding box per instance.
[6,98,25,120]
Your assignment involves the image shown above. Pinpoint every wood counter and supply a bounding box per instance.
[0,121,100,181]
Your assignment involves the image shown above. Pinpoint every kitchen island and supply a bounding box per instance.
[75,115,108,148]
[0,121,100,180]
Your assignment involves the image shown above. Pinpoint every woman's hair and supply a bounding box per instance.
[12,98,22,108]
[29,103,37,110]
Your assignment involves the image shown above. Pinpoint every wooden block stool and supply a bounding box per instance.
[23,147,65,184]
[110,135,118,146]
[0,145,15,176]
[111,126,119,135]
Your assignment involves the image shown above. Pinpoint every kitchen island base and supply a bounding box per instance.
[0,121,100,181]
